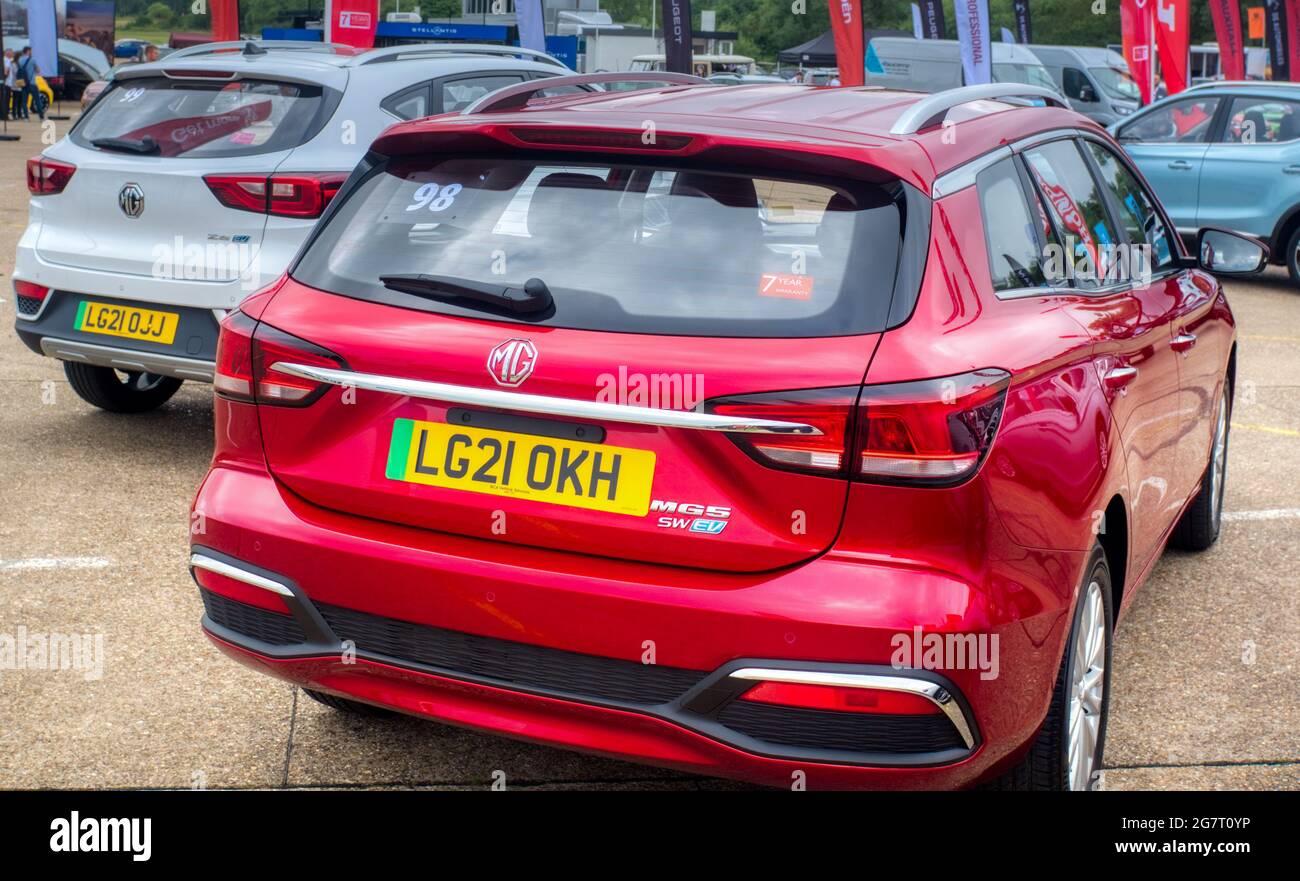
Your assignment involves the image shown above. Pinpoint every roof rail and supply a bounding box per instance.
[460,71,711,115]
[164,40,355,61]
[356,43,567,68]
[1187,79,1295,90]
[890,84,1068,135]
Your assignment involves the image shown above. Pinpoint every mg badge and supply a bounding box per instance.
[487,339,538,388]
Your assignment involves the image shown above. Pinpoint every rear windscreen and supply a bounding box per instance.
[71,77,331,159]
[292,157,909,337]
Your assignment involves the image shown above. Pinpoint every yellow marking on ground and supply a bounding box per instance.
[1232,421,1300,438]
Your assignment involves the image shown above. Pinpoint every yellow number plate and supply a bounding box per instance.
[75,300,179,345]
[385,418,655,516]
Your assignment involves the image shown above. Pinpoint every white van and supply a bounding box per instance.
[865,37,1059,95]
[1029,45,1139,125]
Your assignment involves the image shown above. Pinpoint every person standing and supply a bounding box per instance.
[2,49,14,122]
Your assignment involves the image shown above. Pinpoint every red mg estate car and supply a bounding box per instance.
[187,76,1263,790]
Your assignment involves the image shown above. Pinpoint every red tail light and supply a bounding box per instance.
[27,156,76,195]
[706,369,1010,485]
[204,173,347,218]
[215,311,342,407]
[739,681,942,715]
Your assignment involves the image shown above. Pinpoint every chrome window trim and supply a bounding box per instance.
[189,553,295,597]
[271,362,822,435]
[728,666,977,749]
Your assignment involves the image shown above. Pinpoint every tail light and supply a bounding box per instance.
[739,680,943,715]
[215,311,342,407]
[204,173,347,218]
[27,156,76,195]
[706,368,1010,486]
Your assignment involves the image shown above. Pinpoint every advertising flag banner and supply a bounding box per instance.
[1154,0,1190,95]
[659,0,694,74]
[1121,0,1155,103]
[954,0,992,85]
[826,0,864,85]
[1209,0,1245,81]
[1013,0,1032,43]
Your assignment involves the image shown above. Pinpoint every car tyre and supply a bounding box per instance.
[303,688,397,717]
[63,362,182,413]
[987,544,1113,791]
[1170,384,1230,552]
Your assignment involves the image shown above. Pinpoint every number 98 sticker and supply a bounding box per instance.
[406,182,463,213]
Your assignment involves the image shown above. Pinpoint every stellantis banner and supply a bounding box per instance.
[1209,0,1245,81]
[954,0,991,85]
[1012,0,1032,43]
[324,0,378,50]
[1121,0,1154,104]
[211,0,239,42]
[516,0,545,53]
[27,0,58,78]
[1154,0,1189,95]
[659,0,693,74]
[826,0,864,85]
[1266,0,1289,81]
[918,0,946,39]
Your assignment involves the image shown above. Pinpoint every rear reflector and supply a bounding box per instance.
[740,681,943,715]
[26,155,76,195]
[215,310,343,407]
[508,127,693,151]
[204,173,347,218]
[705,369,1010,485]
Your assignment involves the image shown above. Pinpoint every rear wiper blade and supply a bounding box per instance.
[380,273,553,315]
[90,136,161,155]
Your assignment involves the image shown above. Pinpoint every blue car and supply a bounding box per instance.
[1111,81,1300,282]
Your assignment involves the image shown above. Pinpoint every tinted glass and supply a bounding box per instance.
[1023,140,1119,286]
[1085,141,1177,269]
[293,157,907,337]
[1118,97,1220,144]
[1222,97,1300,143]
[72,77,327,158]
[978,158,1059,291]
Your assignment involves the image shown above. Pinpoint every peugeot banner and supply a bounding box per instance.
[954,0,991,86]
[659,0,693,75]
[1013,0,1032,44]
[826,0,864,86]
[1209,0,1245,81]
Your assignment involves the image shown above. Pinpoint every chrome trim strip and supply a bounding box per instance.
[39,338,215,381]
[189,553,294,597]
[728,667,977,749]
[891,84,1067,135]
[271,361,822,435]
[932,145,1011,198]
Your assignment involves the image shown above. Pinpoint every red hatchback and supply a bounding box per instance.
[188,77,1263,790]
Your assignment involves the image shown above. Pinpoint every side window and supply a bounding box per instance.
[1117,96,1220,144]
[381,83,430,121]
[1222,97,1300,143]
[440,75,524,113]
[1023,139,1120,287]
[977,158,1060,292]
[1085,141,1178,270]
[1062,68,1092,102]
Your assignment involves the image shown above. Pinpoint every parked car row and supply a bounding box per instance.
[11,44,1264,790]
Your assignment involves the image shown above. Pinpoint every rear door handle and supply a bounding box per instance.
[1171,333,1198,353]
[1168,160,1193,170]
[1285,165,1300,175]
[1103,366,1140,393]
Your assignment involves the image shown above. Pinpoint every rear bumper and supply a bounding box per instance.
[190,465,1084,789]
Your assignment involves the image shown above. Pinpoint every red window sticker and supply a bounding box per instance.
[759,273,814,300]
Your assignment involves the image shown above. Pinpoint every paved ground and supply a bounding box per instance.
[0,113,1296,790]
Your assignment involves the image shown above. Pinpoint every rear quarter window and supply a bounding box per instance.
[292,156,915,338]
[71,76,336,158]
